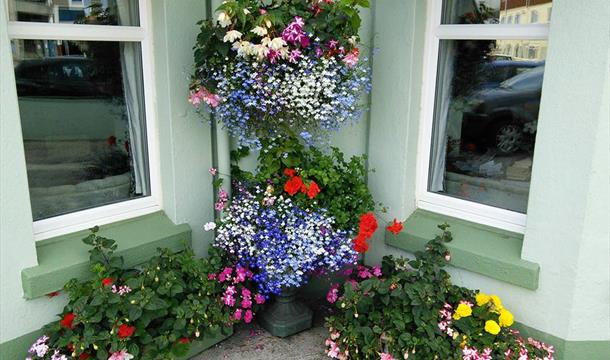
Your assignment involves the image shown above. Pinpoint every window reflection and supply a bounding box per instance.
[429,40,547,213]
[8,0,139,26]
[443,0,553,25]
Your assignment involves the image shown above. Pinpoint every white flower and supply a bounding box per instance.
[243,8,251,14]
[204,222,217,231]
[250,26,267,37]
[268,37,287,50]
[223,30,243,43]
[217,12,231,28]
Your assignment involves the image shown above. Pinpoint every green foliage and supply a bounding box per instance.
[41,230,232,360]
[231,134,375,231]
[325,225,475,359]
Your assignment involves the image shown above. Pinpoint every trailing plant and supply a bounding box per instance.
[323,225,555,360]
[190,0,372,147]
[26,228,258,360]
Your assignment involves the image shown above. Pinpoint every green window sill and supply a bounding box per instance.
[22,211,191,299]
[385,209,540,290]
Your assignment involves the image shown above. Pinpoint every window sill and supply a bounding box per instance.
[385,209,539,290]
[21,211,191,299]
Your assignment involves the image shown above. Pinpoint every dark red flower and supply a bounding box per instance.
[386,219,404,235]
[67,343,75,352]
[358,212,378,239]
[60,312,76,329]
[284,176,304,196]
[79,353,91,359]
[352,235,369,254]
[117,324,136,338]
[101,277,114,287]
[107,136,117,146]
[283,168,296,178]
[178,337,190,344]
[46,291,60,298]
[306,181,321,199]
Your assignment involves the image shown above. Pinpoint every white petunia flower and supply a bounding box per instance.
[268,37,287,50]
[217,12,231,28]
[204,222,217,231]
[250,26,268,37]
[223,30,243,43]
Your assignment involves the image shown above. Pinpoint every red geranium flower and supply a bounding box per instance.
[60,312,76,329]
[306,181,321,199]
[101,277,114,287]
[352,235,369,254]
[358,212,378,239]
[79,353,91,360]
[178,337,190,344]
[46,291,60,298]
[283,168,296,178]
[117,324,136,338]
[386,219,404,235]
[107,136,117,146]
[284,176,304,196]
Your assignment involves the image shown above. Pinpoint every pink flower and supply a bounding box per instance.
[326,283,340,303]
[214,201,226,211]
[241,298,252,309]
[244,309,253,324]
[108,350,134,360]
[254,293,266,304]
[241,287,251,299]
[233,308,242,321]
[357,265,372,279]
[327,40,339,49]
[342,48,360,68]
[342,268,353,276]
[208,167,217,176]
[326,340,340,358]
[315,47,324,57]
[208,273,217,280]
[235,266,249,283]
[288,49,302,63]
[380,353,395,360]
[225,285,237,296]
[188,87,220,108]
[218,267,233,282]
[222,294,235,307]
[372,265,382,277]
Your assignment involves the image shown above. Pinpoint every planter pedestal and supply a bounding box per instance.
[258,288,313,338]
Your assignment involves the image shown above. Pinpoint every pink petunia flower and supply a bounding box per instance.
[244,309,253,324]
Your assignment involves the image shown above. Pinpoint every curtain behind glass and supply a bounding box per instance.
[117,0,149,196]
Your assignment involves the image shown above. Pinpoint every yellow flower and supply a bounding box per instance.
[490,295,503,308]
[476,293,491,306]
[484,320,501,335]
[452,303,473,320]
[498,309,514,327]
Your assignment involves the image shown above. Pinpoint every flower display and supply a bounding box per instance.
[214,184,357,296]
[190,0,372,148]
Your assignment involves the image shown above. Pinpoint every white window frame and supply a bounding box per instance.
[416,0,550,234]
[5,0,162,241]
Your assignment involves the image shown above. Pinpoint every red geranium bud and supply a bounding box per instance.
[306,181,321,199]
[284,176,304,196]
[60,312,76,329]
[67,343,74,352]
[386,219,404,235]
[46,291,60,298]
[358,212,378,239]
[117,324,136,338]
[101,277,114,287]
[283,168,296,178]
[179,337,190,344]
[79,353,91,360]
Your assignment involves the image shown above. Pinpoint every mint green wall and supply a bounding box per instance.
[365,0,609,351]
[0,0,215,346]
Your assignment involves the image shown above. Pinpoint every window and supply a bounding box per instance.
[418,0,552,233]
[7,0,161,240]
[530,10,539,24]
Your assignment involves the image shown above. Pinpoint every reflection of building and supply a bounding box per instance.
[496,0,552,60]
[8,0,103,60]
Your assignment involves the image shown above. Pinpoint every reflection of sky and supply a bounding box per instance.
[476,0,501,8]
[82,0,112,16]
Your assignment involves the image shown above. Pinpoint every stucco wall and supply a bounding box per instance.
[365,0,609,344]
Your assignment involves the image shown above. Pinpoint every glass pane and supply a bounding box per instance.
[442,0,552,25]
[11,39,150,220]
[428,39,547,213]
[8,0,140,26]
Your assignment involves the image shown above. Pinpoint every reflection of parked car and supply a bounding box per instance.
[461,66,544,154]
[14,57,117,97]
[478,60,544,89]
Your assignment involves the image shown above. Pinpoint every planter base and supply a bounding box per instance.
[258,289,313,338]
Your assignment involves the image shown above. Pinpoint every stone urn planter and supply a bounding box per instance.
[258,287,313,338]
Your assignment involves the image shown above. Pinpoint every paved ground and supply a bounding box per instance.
[194,302,330,360]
